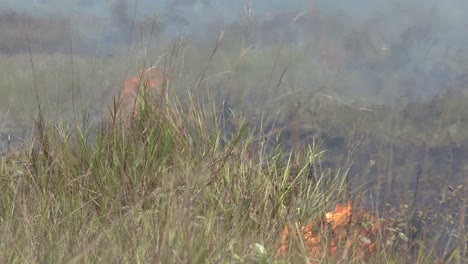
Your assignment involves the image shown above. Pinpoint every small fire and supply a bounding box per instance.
[119,67,165,118]
[277,203,381,261]
[102,66,174,127]
[325,203,352,232]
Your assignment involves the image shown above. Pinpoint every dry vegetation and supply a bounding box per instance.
[0,5,466,264]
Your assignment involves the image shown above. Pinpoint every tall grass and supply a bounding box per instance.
[1,47,464,263]
[0,5,466,264]
[0,64,353,263]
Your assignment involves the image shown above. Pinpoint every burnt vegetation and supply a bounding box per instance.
[0,3,467,263]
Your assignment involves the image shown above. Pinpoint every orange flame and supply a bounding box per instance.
[119,67,165,118]
[102,66,173,127]
[278,203,382,261]
[325,203,352,231]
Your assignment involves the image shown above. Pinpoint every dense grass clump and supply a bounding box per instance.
[0,78,352,263]
[0,24,465,262]
[1,78,465,263]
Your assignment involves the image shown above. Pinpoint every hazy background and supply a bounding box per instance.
[1,0,468,104]
[0,0,466,146]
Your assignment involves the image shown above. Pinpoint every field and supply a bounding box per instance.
[0,5,467,263]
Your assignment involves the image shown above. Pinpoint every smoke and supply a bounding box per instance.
[1,0,467,103]
[0,10,92,55]
[167,0,211,8]
[111,0,132,29]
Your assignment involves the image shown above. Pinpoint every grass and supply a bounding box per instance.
[0,72,352,263]
[0,51,466,263]
[0,8,467,264]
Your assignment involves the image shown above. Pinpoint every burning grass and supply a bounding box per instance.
[0,20,466,264]
[277,203,384,262]
[1,54,466,262]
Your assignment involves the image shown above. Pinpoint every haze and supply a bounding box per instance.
[1,0,467,105]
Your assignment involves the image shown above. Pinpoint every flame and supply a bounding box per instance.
[101,67,174,127]
[278,222,322,258]
[325,203,352,231]
[120,67,164,117]
[277,202,382,261]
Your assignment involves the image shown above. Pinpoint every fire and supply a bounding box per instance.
[325,203,352,232]
[102,66,172,127]
[278,222,322,258]
[277,203,382,261]
[118,67,166,118]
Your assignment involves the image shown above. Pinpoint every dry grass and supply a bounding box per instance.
[0,5,466,264]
